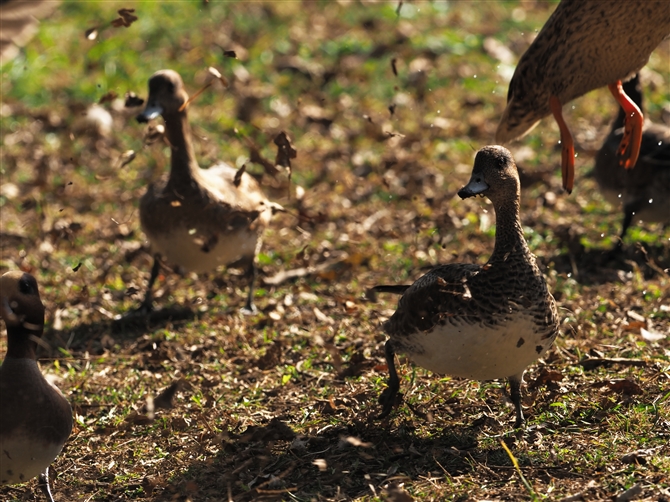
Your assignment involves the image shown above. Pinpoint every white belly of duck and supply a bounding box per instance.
[147,227,259,273]
[398,313,551,381]
[0,433,63,484]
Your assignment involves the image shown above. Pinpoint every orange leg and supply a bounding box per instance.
[549,95,575,194]
[608,80,643,169]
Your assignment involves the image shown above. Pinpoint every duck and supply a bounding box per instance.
[134,69,282,314]
[594,74,670,246]
[378,146,560,427]
[495,0,670,194]
[0,0,60,63]
[0,271,73,502]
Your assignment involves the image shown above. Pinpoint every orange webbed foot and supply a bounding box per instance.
[608,80,643,169]
[549,95,575,194]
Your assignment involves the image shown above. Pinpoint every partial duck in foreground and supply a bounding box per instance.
[594,74,670,247]
[0,271,73,502]
[379,146,560,427]
[496,0,670,193]
[0,0,60,63]
[134,70,282,314]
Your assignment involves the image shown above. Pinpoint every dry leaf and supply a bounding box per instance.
[256,340,282,370]
[312,459,327,471]
[640,327,666,342]
[144,124,165,144]
[248,143,281,176]
[274,131,297,169]
[234,164,246,187]
[345,436,372,448]
[125,92,144,108]
[153,380,183,410]
[119,150,136,168]
[528,368,563,389]
[98,91,117,104]
[207,66,229,87]
[111,8,138,28]
[598,379,643,395]
[313,307,334,325]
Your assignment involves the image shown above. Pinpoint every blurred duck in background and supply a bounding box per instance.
[134,70,282,314]
[0,271,73,502]
[594,74,670,248]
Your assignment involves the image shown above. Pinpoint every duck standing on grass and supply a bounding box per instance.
[594,74,670,248]
[379,146,560,427]
[496,0,670,194]
[0,271,73,502]
[134,70,282,314]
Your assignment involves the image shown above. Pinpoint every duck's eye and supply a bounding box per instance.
[19,278,33,295]
[165,81,175,93]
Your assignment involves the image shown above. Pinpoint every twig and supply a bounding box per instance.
[500,440,539,501]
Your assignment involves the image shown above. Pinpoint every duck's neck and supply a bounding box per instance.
[5,326,39,360]
[488,196,530,264]
[162,110,201,188]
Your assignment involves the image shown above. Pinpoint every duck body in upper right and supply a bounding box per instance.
[496,0,670,192]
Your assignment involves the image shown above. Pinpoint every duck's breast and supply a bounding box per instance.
[395,311,554,381]
[0,432,66,484]
[145,225,260,273]
[0,359,72,485]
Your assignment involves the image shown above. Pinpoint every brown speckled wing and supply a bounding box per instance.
[385,258,558,344]
[384,264,483,337]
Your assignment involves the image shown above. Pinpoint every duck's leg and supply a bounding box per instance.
[549,95,575,194]
[241,258,258,315]
[137,254,161,313]
[378,340,400,419]
[620,204,636,243]
[508,374,525,428]
[38,468,56,502]
[608,81,643,170]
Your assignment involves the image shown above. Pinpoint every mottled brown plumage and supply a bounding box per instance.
[135,70,281,313]
[0,0,60,63]
[379,146,559,427]
[594,74,670,244]
[0,271,72,502]
[496,0,670,192]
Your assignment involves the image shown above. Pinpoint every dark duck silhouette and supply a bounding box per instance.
[594,74,670,247]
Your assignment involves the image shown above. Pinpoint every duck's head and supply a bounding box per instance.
[0,271,45,333]
[458,145,520,203]
[137,69,188,123]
